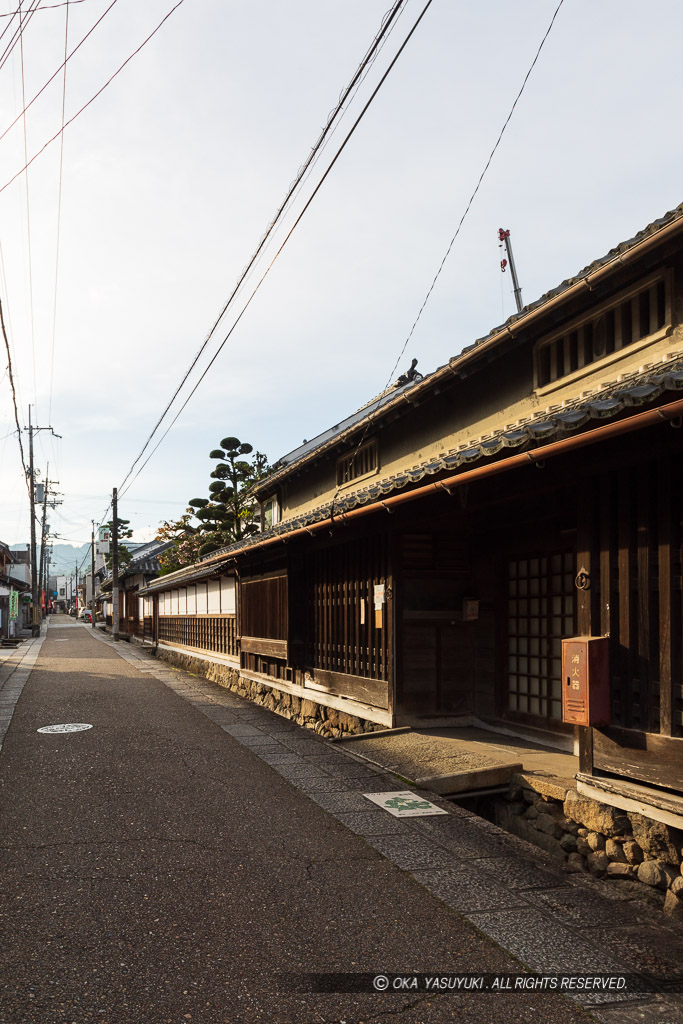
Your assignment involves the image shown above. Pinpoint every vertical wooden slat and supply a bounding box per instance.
[578,725,594,776]
[614,304,623,351]
[637,473,654,733]
[599,474,614,638]
[618,472,634,728]
[576,491,592,637]
[659,461,673,736]
[649,284,659,335]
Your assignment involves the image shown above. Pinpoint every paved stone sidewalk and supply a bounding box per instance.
[0,630,45,750]
[85,625,683,1023]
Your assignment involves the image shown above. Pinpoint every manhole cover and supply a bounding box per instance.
[37,723,93,734]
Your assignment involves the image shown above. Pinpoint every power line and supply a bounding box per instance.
[0,297,29,494]
[0,0,88,15]
[48,0,70,422]
[327,0,567,520]
[117,0,411,494]
[0,0,42,80]
[384,0,567,386]
[119,0,436,498]
[0,0,119,148]
[0,0,186,197]
[18,0,38,416]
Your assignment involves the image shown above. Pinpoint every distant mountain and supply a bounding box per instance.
[10,541,145,576]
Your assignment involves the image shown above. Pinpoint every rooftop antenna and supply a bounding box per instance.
[498,228,524,313]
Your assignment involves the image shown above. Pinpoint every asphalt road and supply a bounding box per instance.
[0,621,599,1024]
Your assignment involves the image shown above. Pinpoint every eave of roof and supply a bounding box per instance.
[253,202,683,496]
[140,559,235,594]
[187,354,683,568]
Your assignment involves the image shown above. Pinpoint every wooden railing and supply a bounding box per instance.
[158,615,237,657]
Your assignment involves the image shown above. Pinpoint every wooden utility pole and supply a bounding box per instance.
[39,473,48,619]
[28,406,39,635]
[112,487,119,641]
[91,521,96,628]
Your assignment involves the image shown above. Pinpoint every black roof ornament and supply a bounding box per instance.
[395,358,423,387]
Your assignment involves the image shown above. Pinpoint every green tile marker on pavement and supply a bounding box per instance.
[363,790,449,817]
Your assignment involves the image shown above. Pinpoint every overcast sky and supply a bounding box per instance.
[0,0,680,558]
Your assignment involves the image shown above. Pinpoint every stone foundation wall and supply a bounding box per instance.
[152,645,383,738]
[496,779,683,920]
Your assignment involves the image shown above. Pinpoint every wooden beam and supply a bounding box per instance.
[593,726,683,792]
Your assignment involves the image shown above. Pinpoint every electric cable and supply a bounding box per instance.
[326,0,566,520]
[118,0,436,499]
[0,0,118,148]
[117,0,411,495]
[18,0,38,416]
[0,0,88,15]
[0,297,29,495]
[0,0,42,82]
[48,0,70,423]
[0,0,186,197]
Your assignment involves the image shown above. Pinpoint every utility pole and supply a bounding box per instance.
[39,464,49,620]
[28,406,39,636]
[25,410,61,635]
[91,521,96,629]
[75,561,78,616]
[498,228,524,314]
[112,487,119,642]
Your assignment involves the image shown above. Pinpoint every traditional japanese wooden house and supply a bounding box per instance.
[98,539,172,638]
[142,203,683,823]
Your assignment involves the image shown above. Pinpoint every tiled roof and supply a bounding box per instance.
[101,540,173,588]
[256,202,683,491]
[142,561,234,593]
[188,354,683,569]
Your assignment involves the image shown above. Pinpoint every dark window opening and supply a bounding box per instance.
[638,290,650,339]
[337,440,378,486]
[536,276,668,388]
[568,331,579,373]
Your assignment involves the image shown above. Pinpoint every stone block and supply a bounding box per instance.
[563,789,630,837]
[300,699,319,719]
[628,814,681,866]
[559,820,580,836]
[622,840,644,865]
[576,837,591,857]
[637,860,669,890]
[559,833,577,853]
[524,805,539,820]
[671,876,683,898]
[535,813,563,838]
[606,862,636,880]
[587,832,606,852]
[514,772,573,802]
[663,889,683,922]
[587,851,609,876]
[565,852,585,873]
[605,839,627,862]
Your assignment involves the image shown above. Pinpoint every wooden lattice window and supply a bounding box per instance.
[535,272,671,389]
[336,439,378,487]
[507,553,576,723]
